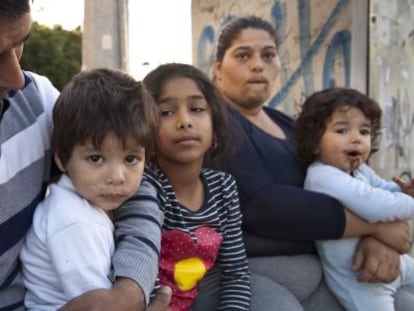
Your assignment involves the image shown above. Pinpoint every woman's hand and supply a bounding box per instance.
[372,220,411,254]
[352,236,400,283]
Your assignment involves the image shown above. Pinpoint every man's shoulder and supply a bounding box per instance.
[8,71,60,120]
[21,71,59,96]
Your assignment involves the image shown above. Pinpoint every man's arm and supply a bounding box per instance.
[59,279,171,311]
[111,178,163,303]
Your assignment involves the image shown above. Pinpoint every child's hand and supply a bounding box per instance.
[392,176,414,197]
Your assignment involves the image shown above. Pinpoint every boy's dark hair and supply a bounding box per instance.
[216,15,279,62]
[0,0,30,19]
[143,63,228,159]
[295,87,382,168]
[52,68,159,167]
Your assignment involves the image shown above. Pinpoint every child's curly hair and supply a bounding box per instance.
[295,87,382,168]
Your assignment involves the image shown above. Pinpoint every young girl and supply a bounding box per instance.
[141,63,250,311]
[295,87,414,311]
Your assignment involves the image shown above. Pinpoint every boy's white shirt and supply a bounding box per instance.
[20,174,114,310]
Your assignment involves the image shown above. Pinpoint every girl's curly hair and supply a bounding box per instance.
[295,87,382,168]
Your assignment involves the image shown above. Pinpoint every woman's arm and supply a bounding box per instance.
[343,208,411,243]
[352,237,401,283]
[243,184,345,241]
[343,209,411,253]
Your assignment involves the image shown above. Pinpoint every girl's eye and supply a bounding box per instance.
[160,110,173,117]
[158,103,175,117]
[191,106,206,113]
[125,155,139,165]
[88,155,103,164]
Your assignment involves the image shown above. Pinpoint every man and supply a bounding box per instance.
[0,1,170,310]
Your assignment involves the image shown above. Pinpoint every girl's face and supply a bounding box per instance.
[317,106,372,173]
[55,132,145,211]
[214,28,280,111]
[155,77,213,167]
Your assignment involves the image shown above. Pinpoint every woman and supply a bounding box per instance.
[207,15,413,310]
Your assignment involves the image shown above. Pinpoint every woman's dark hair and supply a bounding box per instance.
[52,68,159,167]
[0,0,30,19]
[295,87,382,168]
[216,15,279,61]
[143,63,228,159]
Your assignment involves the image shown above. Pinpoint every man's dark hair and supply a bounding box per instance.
[0,0,30,19]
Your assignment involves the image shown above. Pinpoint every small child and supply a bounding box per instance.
[295,87,414,311]
[140,63,251,311]
[20,68,160,310]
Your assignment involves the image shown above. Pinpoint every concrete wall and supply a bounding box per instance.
[368,0,414,179]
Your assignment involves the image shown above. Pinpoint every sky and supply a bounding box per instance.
[32,0,85,30]
[31,0,192,79]
[128,0,192,78]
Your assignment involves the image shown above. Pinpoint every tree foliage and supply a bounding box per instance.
[21,22,82,91]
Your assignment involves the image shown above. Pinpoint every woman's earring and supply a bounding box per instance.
[210,138,218,150]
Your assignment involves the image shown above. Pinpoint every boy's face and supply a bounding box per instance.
[317,106,372,173]
[155,76,213,168]
[55,132,145,211]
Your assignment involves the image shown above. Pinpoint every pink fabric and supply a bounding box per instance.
[159,227,223,311]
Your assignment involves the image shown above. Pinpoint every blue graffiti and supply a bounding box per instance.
[197,25,215,74]
[297,0,314,95]
[271,2,288,84]
[196,15,235,74]
[271,1,286,43]
[269,0,351,107]
[195,0,351,108]
[323,30,351,88]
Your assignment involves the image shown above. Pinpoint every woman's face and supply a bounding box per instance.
[214,28,280,111]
